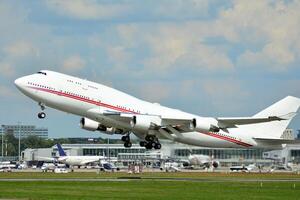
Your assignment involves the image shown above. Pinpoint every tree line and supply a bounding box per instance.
[0,133,122,156]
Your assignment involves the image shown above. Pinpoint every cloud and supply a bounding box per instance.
[46,0,131,20]
[0,62,15,77]
[153,0,211,19]
[237,42,295,71]
[3,41,39,58]
[106,46,132,67]
[138,82,172,103]
[216,0,300,71]
[0,85,16,97]
[61,55,86,72]
[201,79,250,113]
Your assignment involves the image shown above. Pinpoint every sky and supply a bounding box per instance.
[0,0,300,138]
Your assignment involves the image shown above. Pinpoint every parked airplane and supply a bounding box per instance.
[160,161,182,172]
[39,144,105,169]
[15,70,300,149]
[184,154,219,169]
[56,144,105,167]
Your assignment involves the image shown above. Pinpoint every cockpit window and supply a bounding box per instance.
[37,71,47,75]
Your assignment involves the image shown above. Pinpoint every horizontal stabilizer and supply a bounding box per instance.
[216,114,291,129]
[253,138,300,145]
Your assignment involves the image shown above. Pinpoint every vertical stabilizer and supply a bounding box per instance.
[56,144,66,156]
[241,96,300,138]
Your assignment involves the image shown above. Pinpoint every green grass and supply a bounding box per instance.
[1,171,300,180]
[1,172,300,199]
[0,181,300,200]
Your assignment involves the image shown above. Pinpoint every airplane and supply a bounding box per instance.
[39,144,105,169]
[15,70,300,150]
[160,161,182,172]
[184,154,219,169]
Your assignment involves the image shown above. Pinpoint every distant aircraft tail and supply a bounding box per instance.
[241,96,300,138]
[56,144,66,157]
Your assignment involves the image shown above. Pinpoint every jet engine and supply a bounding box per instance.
[212,161,219,168]
[130,115,162,131]
[80,117,102,131]
[80,118,123,134]
[190,117,220,132]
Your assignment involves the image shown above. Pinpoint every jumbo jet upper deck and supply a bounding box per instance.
[15,70,300,150]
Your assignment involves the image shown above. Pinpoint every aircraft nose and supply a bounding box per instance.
[14,77,26,90]
[15,78,22,88]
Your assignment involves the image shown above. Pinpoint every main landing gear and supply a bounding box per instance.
[38,102,46,119]
[140,135,161,150]
[122,134,132,148]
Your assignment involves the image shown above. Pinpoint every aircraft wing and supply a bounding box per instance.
[80,159,100,165]
[37,156,56,162]
[87,107,296,135]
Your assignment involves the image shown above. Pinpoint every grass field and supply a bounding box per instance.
[0,172,300,199]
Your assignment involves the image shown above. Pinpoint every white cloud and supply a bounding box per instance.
[46,0,131,20]
[0,85,16,97]
[216,0,300,71]
[153,0,211,19]
[139,23,233,72]
[138,82,172,103]
[0,62,15,77]
[201,79,250,112]
[3,41,39,58]
[106,46,132,67]
[61,55,86,72]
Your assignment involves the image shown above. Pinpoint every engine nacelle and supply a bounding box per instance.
[130,115,162,131]
[190,117,220,132]
[212,161,219,168]
[80,118,124,135]
[80,117,101,131]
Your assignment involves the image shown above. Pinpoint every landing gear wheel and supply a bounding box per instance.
[145,135,155,142]
[38,112,46,119]
[124,142,132,148]
[139,141,146,147]
[121,135,130,142]
[145,142,155,150]
[154,143,161,150]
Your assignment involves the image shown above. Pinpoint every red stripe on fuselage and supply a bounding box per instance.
[28,86,139,114]
[200,131,253,147]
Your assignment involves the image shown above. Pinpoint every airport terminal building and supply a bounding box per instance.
[0,125,48,139]
[21,142,300,167]
[18,128,300,167]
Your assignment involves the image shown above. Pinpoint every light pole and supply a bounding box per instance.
[1,125,4,160]
[18,122,21,162]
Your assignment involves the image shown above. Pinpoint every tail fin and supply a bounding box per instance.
[56,144,66,157]
[242,96,300,138]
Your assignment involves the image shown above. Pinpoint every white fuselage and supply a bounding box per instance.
[57,156,102,166]
[15,70,271,149]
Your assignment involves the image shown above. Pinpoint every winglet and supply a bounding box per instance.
[56,144,66,157]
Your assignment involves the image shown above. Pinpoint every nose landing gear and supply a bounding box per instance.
[38,112,46,119]
[38,102,46,119]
